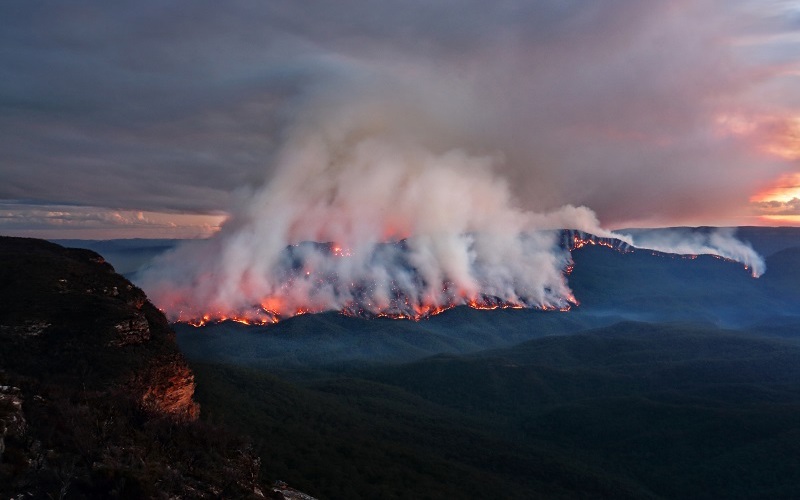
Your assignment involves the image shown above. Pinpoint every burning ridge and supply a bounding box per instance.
[563,228,763,274]
[174,231,646,327]
[561,230,633,253]
[166,228,765,328]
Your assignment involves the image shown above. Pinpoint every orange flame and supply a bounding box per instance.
[182,293,575,327]
[183,232,628,327]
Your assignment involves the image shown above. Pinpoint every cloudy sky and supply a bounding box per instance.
[2,0,799,238]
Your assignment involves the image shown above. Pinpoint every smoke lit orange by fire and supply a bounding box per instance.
[149,222,764,329]
[177,233,632,327]
[140,109,766,329]
[166,228,767,328]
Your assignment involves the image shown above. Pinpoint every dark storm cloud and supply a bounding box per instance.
[1,0,798,234]
[0,1,303,213]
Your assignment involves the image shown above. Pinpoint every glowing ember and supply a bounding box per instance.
[566,231,632,253]
[184,294,563,327]
[331,245,352,257]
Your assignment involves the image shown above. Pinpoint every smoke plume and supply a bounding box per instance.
[139,81,765,324]
[622,228,765,277]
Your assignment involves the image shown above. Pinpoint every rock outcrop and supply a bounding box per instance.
[137,354,200,420]
[110,312,151,347]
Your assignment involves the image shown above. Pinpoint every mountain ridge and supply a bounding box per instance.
[176,228,800,369]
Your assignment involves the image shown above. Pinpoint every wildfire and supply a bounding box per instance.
[178,231,618,327]
[182,293,572,327]
[566,231,631,252]
[176,228,764,328]
[185,311,279,327]
[331,244,352,257]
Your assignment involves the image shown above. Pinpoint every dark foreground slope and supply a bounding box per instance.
[0,237,277,498]
[190,322,800,499]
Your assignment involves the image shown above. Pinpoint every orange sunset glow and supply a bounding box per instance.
[751,173,800,225]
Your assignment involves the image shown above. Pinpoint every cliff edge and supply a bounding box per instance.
[0,237,269,498]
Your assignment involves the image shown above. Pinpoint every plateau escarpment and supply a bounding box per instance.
[0,237,199,421]
[0,237,283,498]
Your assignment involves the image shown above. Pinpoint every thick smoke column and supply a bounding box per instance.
[139,81,764,324]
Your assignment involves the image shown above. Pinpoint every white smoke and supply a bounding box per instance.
[139,80,765,323]
[621,228,766,277]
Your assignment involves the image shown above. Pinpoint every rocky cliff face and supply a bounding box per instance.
[0,236,200,421]
[0,237,269,498]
